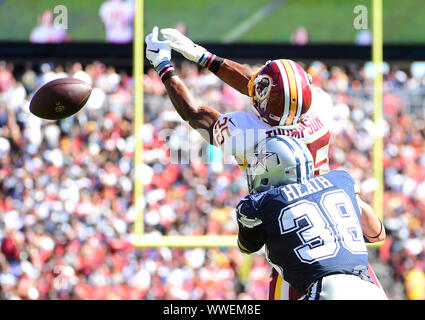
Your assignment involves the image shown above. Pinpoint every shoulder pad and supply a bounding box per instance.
[236,198,263,228]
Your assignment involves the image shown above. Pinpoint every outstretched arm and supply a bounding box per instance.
[214,59,253,96]
[161,28,254,96]
[146,27,220,145]
[164,75,220,144]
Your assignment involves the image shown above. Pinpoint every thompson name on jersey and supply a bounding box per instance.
[213,87,332,176]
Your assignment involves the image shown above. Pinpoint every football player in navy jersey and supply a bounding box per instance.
[236,135,387,300]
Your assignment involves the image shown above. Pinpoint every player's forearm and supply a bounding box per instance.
[215,59,253,96]
[164,75,220,144]
[146,28,219,142]
[358,197,386,242]
[199,54,253,96]
[164,75,197,121]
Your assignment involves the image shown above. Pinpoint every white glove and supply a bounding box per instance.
[145,26,171,68]
[160,28,207,63]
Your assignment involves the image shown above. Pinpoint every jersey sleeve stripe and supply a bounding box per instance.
[237,238,253,254]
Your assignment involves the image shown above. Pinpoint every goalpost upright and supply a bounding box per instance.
[132,0,384,248]
[132,0,237,247]
[133,0,145,239]
[372,0,384,222]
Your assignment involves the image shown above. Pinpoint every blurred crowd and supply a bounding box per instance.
[30,0,134,44]
[0,57,425,300]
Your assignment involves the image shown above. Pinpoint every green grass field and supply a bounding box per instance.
[0,0,424,44]
[145,0,425,44]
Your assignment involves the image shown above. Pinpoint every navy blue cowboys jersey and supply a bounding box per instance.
[236,170,369,295]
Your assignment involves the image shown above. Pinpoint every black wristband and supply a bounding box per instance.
[208,56,224,74]
[161,69,177,83]
[198,52,224,74]
[155,60,177,83]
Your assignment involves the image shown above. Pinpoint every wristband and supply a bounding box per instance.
[365,219,384,239]
[155,60,177,83]
[198,52,224,74]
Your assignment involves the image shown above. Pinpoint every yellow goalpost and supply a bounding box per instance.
[132,0,384,248]
[133,0,144,239]
[132,0,237,248]
[372,0,384,222]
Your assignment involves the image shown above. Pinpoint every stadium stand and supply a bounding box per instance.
[0,58,424,300]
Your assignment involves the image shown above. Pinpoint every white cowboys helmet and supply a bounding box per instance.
[246,135,314,194]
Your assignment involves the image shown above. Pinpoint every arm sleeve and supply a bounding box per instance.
[236,197,265,254]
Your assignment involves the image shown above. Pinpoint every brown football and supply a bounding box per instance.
[29,77,92,120]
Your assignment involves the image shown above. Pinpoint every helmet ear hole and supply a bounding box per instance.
[261,178,269,186]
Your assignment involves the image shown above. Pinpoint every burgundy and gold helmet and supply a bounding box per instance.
[248,59,312,127]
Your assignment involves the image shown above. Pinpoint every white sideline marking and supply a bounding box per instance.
[222,0,287,43]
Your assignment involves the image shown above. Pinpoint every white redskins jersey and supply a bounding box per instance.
[213,87,332,176]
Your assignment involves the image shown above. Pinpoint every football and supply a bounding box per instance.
[29,77,92,120]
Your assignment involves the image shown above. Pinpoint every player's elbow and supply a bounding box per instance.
[237,235,264,254]
[376,231,386,242]
[365,235,385,243]
[363,216,386,243]
[238,246,255,255]
[237,242,261,255]
[357,196,385,242]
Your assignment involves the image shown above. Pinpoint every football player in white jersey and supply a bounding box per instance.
[145,26,385,300]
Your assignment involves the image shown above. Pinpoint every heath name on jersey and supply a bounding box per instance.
[213,87,333,175]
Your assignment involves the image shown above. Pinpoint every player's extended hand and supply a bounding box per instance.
[145,26,171,67]
[160,28,206,63]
